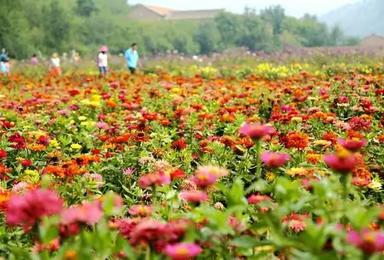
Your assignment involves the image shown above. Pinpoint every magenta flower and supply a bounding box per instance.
[338,138,367,152]
[239,123,275,140]
[347,229,384,255]
[61,201,103,226]
[260,151,290,168]
[164,242,202,260]
[6,189,63,230]
[179,191,209,204]
[324,152,358,173]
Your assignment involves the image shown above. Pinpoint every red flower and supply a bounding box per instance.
[38,136,50,146]
[5,189,63,230]
[8,133,26,150]
[170,169,186,180]
[21,159,33,167]
[172,138,187,150]
[0,149,7,159]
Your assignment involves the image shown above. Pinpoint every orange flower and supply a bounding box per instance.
[281,132,309,150]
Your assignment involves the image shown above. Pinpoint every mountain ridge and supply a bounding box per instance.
[321,0,384,37]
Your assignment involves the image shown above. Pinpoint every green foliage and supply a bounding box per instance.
[0,0,356,59]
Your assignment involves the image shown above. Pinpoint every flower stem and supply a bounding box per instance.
[340,174,350,201]
[255,140,262,178]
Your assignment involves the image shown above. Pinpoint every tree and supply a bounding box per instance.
[329,25,344,46]
[236,8,274,51]
[215,12,242,48]
[42,0,71,53]
[75,0,97,17]
[261,5,285,36]
[194,23,220,54]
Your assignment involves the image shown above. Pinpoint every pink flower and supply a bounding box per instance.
[247,193,272,212]
[191,166,227,188]
[61,201,103,226]
[129,219,167,246]
[260,151,290,168]
[6,189,63,230]
[123,168,135,176]
[239,123,275,140]
[128,205,153,217]
[138,171,171,188]
[96,121,109,130]
[324,151,358,173]
[179,191,209,204]
[338,138,367,152]
[164,242,202,260]
[347,229,384,255]
[282,213,308,233]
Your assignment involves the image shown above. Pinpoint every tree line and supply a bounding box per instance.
[0,0,359,59]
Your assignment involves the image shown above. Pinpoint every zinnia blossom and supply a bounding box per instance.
[179,191,209,204]
[239,123,275,140]
[191,166,228,188]
[164,242,202,260]
[6,189,63,230]
[260,151,290,168]
[128,205,153,217]
[347,229,384,255]
[282,213,308,233]
[61,201,103,226]
[138,171,171,188]
[338,138,367,152]
[324,150,358,173]
[281,132,309,150]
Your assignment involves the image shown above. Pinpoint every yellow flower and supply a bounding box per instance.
[49,139,60,148]
[286,167,307,177]
[369,179,382,191]
[71,143,82,150]
[313,140,332,147]
[254,245,275,253]
[266,172,277,182]
[20,169,40,184]
[291,117,303,123]
[78,116,87,121]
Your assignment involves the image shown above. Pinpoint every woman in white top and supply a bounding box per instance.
[50,53,61,76]
[97,46,108,77]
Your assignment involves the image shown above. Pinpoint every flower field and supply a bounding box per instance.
[0,62,384,259]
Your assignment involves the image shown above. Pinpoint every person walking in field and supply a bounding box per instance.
[97,46,108,77]
[125,43,139,74]
[50,53,61,76]
[0,49,10,75]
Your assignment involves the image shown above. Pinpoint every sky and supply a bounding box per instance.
[128,0,360,17]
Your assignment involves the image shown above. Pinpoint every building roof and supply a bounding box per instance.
[143,4,174,17]
[131,4,223,20]
[166,9,223,20]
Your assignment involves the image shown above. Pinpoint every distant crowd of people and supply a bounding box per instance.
[0,43,140,77]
